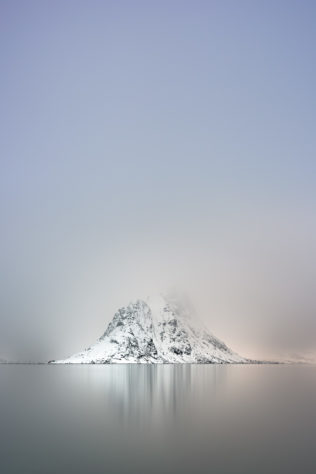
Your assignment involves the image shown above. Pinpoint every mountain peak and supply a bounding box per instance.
[53,295,249,364]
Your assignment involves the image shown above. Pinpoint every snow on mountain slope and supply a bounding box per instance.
[53,295,249,364]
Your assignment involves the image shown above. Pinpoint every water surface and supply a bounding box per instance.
[0,365,315,473]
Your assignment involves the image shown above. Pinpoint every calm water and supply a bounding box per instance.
[0,364,315,474]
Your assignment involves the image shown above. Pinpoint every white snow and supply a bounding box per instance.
[53,295,249,364]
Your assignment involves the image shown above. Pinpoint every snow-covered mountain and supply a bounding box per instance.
[53,295,250,364]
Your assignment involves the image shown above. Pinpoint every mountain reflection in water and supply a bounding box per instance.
[0,364,315,474]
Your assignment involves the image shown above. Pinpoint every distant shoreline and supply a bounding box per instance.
[0,361,291,365]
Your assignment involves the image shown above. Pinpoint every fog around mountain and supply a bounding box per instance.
[1,1,315,363]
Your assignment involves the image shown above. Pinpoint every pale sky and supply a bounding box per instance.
[0,1,315,362]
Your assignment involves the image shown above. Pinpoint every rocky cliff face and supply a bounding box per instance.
[53,295,249,364]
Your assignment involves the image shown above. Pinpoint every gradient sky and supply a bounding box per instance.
[1,0,315,362]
